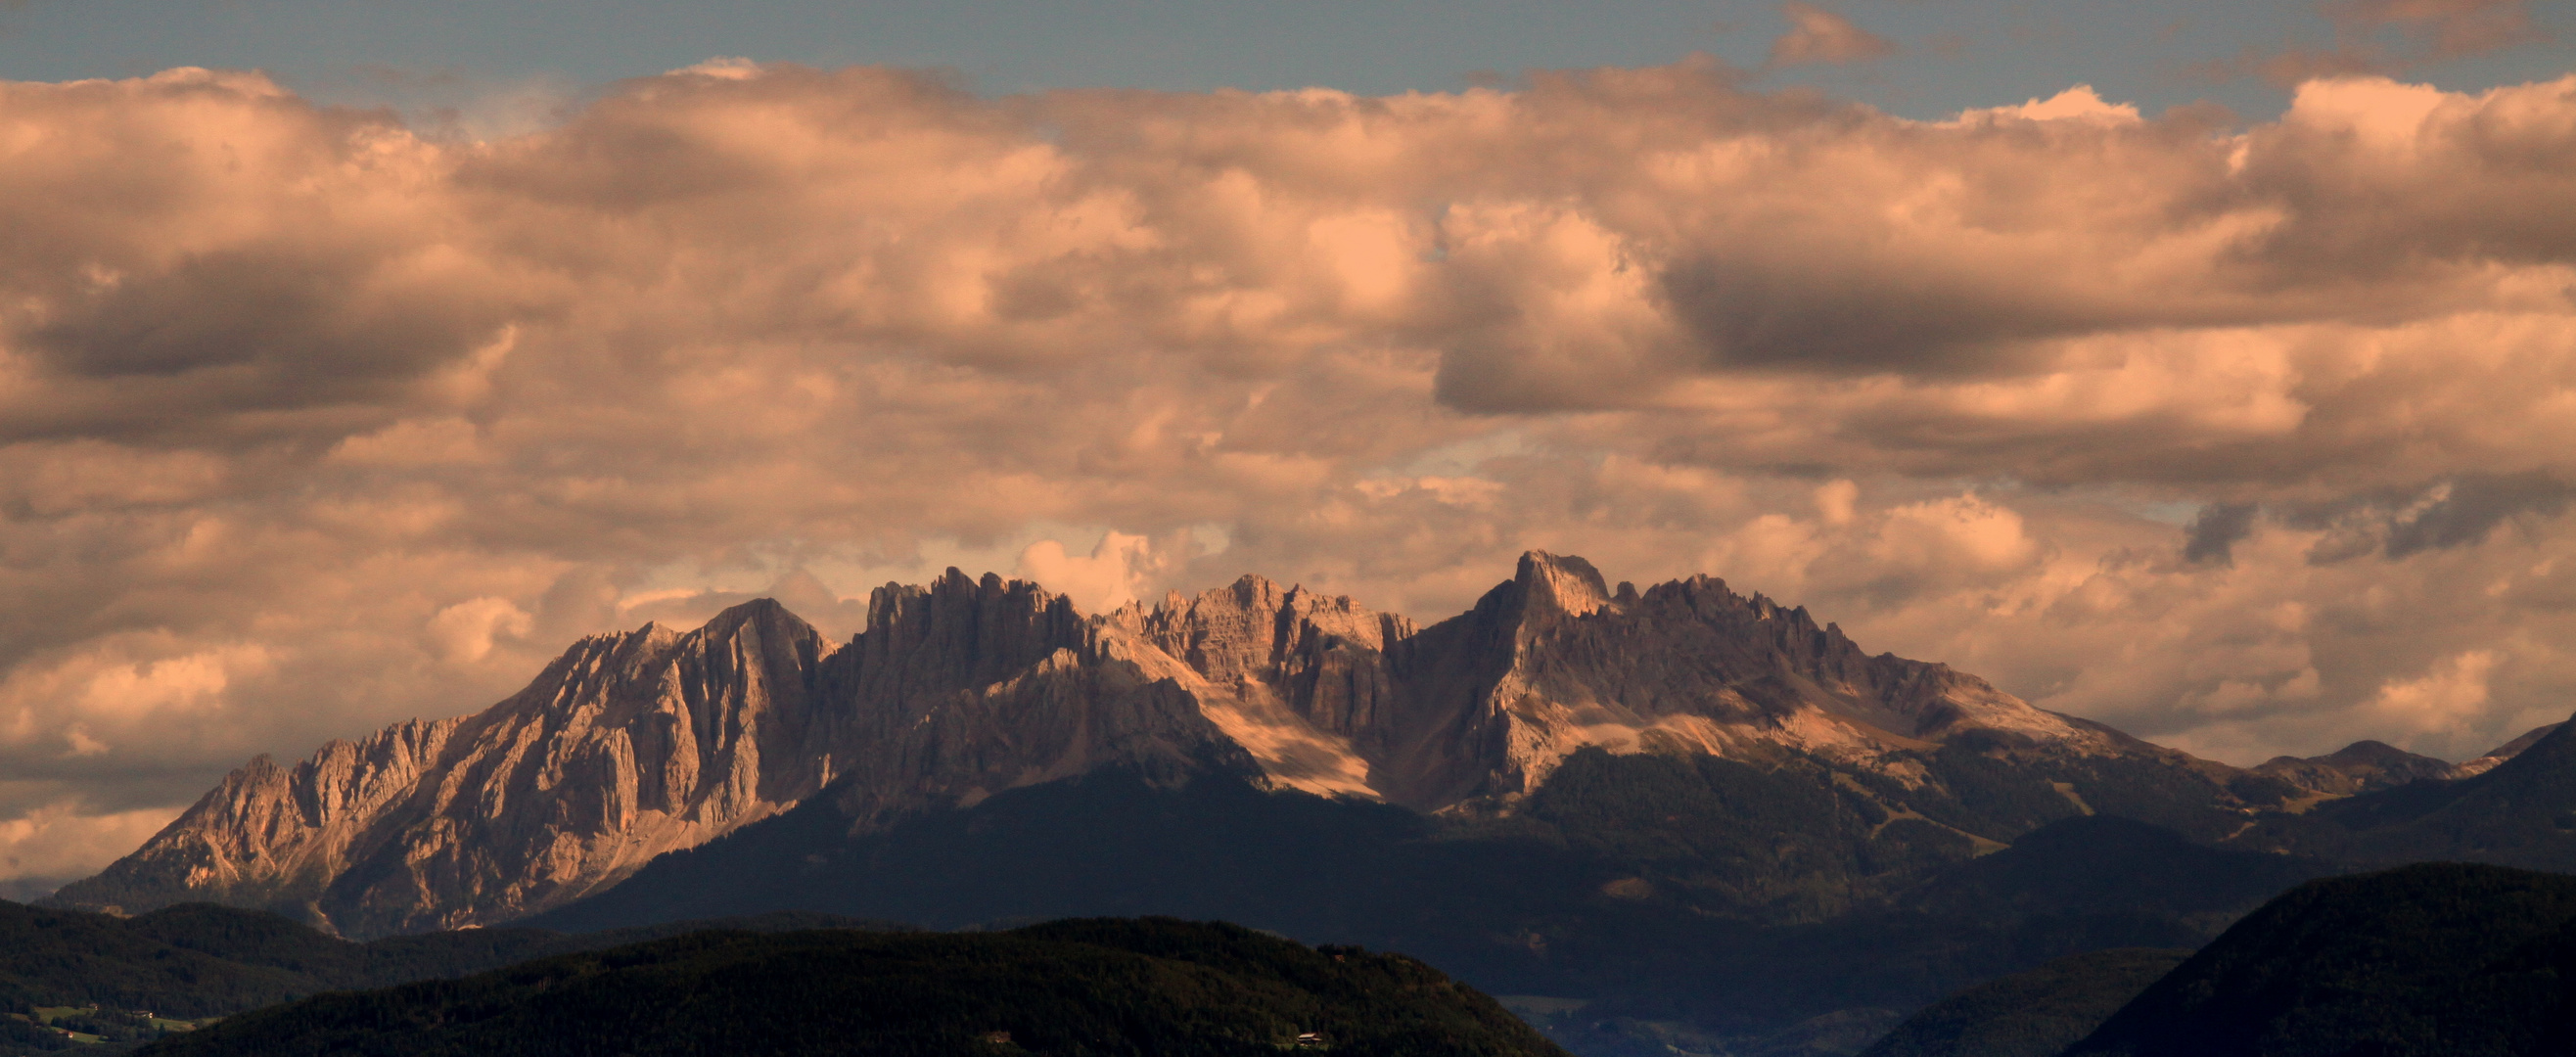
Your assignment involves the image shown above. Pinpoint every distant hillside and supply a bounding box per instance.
[2250,740,2462,797]
[1856,947,2187,1057]
[135,918,1571,1057]
[2195,715,2576,882]
[2063,862,2576,1056]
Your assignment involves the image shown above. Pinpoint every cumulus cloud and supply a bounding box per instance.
[1017,530,1215,614]
[4,61,2576,882]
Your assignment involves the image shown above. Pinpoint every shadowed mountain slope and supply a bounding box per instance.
[2233,715,2576,872]
[523,758,2322,1057]
[1856,947,2189,1057]
[1896,815,2337,921]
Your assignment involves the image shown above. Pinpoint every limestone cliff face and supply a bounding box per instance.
[57,601,834,936]
[1371,552,2107,806]
[810,569,1253,827]
[1091,574,1414,800]
[55,574,1250,936]
[54,551,2169,936]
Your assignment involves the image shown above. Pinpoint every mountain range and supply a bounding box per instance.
[45,553,2265,932]
[43,551,2576,1054]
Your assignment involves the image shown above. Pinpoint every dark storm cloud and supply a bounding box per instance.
[2385,473,2576,558]
[2185,503,2262,566]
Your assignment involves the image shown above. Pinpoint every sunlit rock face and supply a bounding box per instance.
[51,602,837,936]
[51,551,2174,936]
[1374,551,2110,808]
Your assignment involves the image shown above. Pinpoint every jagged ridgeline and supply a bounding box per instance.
[54,551,2293,939]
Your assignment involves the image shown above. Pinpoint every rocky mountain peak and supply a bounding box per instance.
[1511,550,1615,620]
[1110,574,1408,687]
[851,568,1086,699]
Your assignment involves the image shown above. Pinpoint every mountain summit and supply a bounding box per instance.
[59,552,2261,937]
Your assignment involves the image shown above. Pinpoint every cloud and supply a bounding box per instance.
[1767,3,1900,68]
[426,597,534,665]
[2382,474,2576,557]
[2331,0,2547,60]
[4,62,2576,881]
[1951,85,2142,126]
[2271,473,2576,562]
[0,802,176,901]
[2197,0,2550,87]
[2185,504,2261,566]
[1017,530,1208,613]
[2365,649,2502,736]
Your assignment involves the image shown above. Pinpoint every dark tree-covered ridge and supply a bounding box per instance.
[1856,947,2188,1057]
[137,918,1572,1057]
[2064,862,2576,1057]
[0,896,892,1031]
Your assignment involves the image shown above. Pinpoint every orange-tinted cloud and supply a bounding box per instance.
[2332,0,2547,60]
[2199,0,2550,86]
[3,64,2576,884]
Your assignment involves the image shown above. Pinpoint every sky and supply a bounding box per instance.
[0,0,2573,895]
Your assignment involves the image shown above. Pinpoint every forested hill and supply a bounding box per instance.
[0,898,555,1020]
[1855,948,2190,1057]
[136,918,1571,1057]
[2063,863,2576,1056]
[0,896,897,1054]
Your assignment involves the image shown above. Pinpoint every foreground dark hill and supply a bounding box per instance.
[136,918,1569,1057]
[0,895,897,1053]
[0,898,559,1021]
[1856,948,2189,1057]
[2063,863,2576,1056]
